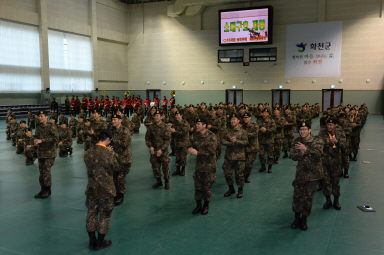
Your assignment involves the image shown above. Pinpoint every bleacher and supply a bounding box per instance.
[0,104,66,120]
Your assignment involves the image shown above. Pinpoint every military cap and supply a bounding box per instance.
[300,122,311,129]
[92,109,98,113]
[243,112,251,118]
[326,117,337,124]
[27,128,33,132]
[38,110,47,116]
[230,113,240,119]
[20,120,26,124]
[154,109,161,115]
[262,108,270,113]
[338,112,346,118]
[196,118,208,124]
[175,111,181,115]
[112,114,121,119]
[99,129,112,140]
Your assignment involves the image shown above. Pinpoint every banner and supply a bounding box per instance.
[285,21,342,78]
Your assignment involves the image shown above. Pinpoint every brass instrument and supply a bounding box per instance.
[170,90,176,97]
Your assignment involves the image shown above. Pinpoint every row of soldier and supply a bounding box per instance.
[4,101,368,250]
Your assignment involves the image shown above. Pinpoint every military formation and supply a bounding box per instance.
[4,99,369,249]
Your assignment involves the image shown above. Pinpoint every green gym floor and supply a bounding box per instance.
[0,115,383,255]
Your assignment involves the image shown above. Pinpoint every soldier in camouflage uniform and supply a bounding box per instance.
[76,116,85,144]
[84,130,119,250]
[290,122,323,231]
[338,112,352,178]
[222,114,248,198]
[15,120,28,154]
[79,108,87,120]
[170,111,190,176]
[319,118,346,210]
[69,114,78,138]
[272,108,286,164]
[59,112,68,125]
[111,114,132,206]
[349,107,361,161]
[131,111,141,133]
[24,128,37,165]
[84,119,92,151]
[50,109,58,123]
[27,111,36,129]
[9,118,19,146]
[188,118,217,215]
[58,123,73,157]
[283,107,296,158]
[257,109,276,173]
[34,110,59,199]
[242,112,259,183]
[145,110,172,189]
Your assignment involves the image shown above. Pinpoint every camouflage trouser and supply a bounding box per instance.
[11,134,16,146]
[113,163,131,194]
[194,171,216,201]
[323,162,341,196]
[71,127,76,138]
[25,147,36,162]
[84,138,91,151]
[77,133,84,144]
[223,159,245,188]
[150,152,170,180]
[244,152,257,178]
[283,134,294,153]
[16,142,24,154]
[58,144,71,157]
[170,135,175,153]
[351,135,360,156]
[175,147,187,167]
[38,158,55,187]
[273,137,283,158]
[86,197,114,234]
[259,143,274,165]
[292,180,319,216]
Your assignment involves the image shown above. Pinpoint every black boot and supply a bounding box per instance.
[343,168,349,178]
[300,216,308,230]
[290,213,301,229]
[245,175,250,183]
[192,200,202,214]
[88,231,97,250]
[34,186,50,199]
[152,178,163,189]
[274,156,279,164]
[259,164,266,172]
[68,147,73,156]
[95,234,112,250]
[224,185,235,197]
[201,201,209,215]
[283,151,288,158]
[323,195,332,209]
[267,164,272,173]
[180,166,185,176]
[349,154,353,160]
[333,196,341,210]
[237,187,243,198]
[164,179,170,190]
[172,166,180,176]
[114,193,124,206]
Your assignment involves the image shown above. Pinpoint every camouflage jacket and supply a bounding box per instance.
[242,122,259,153]
[273,115,286,139]
[318,128,346,161]
[349,114,361,136]
[283,113,296,136]
[35,122,59,158]
[24,135,36,151]
[84,144,119,199]
[69,118,78,128]
[191,130,217,172]
[144,115,154,127]
[76,122,85,137]
[16,127,27,141]
[131,115,141,130]
[222,125,248,160]
[208,116,221,135]
[184,110,198,128]
[257,117,276,144]
[59,116,68,125]
[122,116,134,133]
[111,125,132,164]
[58,127,72,147]
[145,121,171,151]
[290,135,323,182]
[172,119,190,148]
[338,119,352,137]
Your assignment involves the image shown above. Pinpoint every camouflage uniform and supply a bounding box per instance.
[10,122,19,146]
[145,121,172,183]
[58,126,72,157]
[191,130,217,201]
[69,118,78,138]
[222,125,248,189]
[59,115,68,125]
[76,120,85,144]
[349,114,361,159]
[35,122,59,188]
[290,135,323,217]
[15,127,27,154]
[283,112,296,156]
[319,128,346,197]
[173,119,190,170]
[131,114,141,133]
[111,125,132,195]
[208,115,222,158]
[338,118,352,173]
[257,117,276,169]
[122,116,134,134]
[273,115,286,161]
[24,135,37,164]
[84,144,119,235]
[242,121,259,180]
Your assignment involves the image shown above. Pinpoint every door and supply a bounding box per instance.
[226,89,243,106]
[272,89,290,107]
[146,89,161,102]
[322,89,343,111]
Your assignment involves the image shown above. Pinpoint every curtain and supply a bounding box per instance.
[0,20,41,92]
[48,30,93,92]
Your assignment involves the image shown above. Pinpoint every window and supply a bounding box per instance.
[218,49,244,63]
[0,20,41,92]
[249,47,277,62]
[48,30,93,92]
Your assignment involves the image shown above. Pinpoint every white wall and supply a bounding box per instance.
[126,0,384,91]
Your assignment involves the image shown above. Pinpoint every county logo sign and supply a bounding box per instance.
[296,42,307,53]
